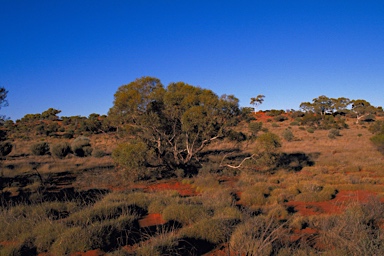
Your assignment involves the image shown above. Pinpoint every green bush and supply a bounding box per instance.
[71,136,92,157]
[92,148,106,158]
[51,142,71,159]
[112,141,152,181]
[162,204,209,225]
[30,142,50,156]
[273,115,288,122]
[370,134,384,154]
[181,218,237,244]
[249,122,263,136]
[0,141,12,157]
[306,127,315,133]
[282,129,294,142]
[328,129,340,139]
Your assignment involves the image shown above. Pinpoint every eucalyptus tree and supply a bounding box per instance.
[250,95,265,113]
[109,77,240,172]
[352,99,377,124]
[300,95,352,118]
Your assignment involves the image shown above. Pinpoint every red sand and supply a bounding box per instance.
[138,213,166,228]
[287,190,379,216]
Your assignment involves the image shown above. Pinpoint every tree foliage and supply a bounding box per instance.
[250,95,265,112]
[352,99,378,124]
[108,76,240,171]
[300,95,351,118]
[112,141,151,181]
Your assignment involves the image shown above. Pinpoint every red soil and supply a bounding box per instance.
[138,213,166,228]
[287,190,379,216]
[254,111,271,122]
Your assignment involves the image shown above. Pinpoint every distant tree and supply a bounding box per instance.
[108,76,240,172]
[300,96,351,118]
[0,87,8,123]
[333,97,351,114]
[41,108,61,120]
[0,87,12,157]
[351,99,377,124]
[250,95,265,113]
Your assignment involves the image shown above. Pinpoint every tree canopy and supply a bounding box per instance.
[299,95,351,118]
[108,76,240,171]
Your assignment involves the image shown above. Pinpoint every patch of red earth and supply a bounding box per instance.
[70,249,104,256]
[287,190,380,216]
[138,213,166,228]
[254,111,271,122]
[0,241,19,247]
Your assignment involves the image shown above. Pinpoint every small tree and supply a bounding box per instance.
[250,95,265,113]
[352,99,377,124]
[254,132,282,168]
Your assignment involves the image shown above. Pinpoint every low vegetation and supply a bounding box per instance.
[1,80,384,255]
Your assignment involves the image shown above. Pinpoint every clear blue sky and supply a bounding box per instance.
[1,1,383,120]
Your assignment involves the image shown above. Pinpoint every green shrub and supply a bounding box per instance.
[30,142,50,156]
[181,218,237,244]
[328,128,340,139]
[51,142,71,159]
[249,122,263,136]
[0,141,12,157]
[229,216,286,255]
[370,134,384,154]
[71,136,92,157]
[162,204,209,225]
[306,127,315,133]
[240,184,272,206]
[282,129,294,142]
[271,122,279,127]
[92,148,106,158]
[273,115,288,122]
[112,141,152,181]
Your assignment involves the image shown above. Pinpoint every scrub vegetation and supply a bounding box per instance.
[1,79,384,255]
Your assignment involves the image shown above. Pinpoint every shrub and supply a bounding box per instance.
[71,136,92,157]
[227,130,247,142]
[30,142,50,156]
[162,204,209,225]
[181,218,237,244]
[255,132,282,155]
[282,129,294,142]
[0,141,12,157]
[112,141,152,181]
[271,122,279,127]
[370,134,384,154]
[273,115,288,122]
[51,142,71,159]
[306,127,315,133]
[328,129,340,139]
[92,148,106,158]
[249,122,263,136]
[229,216,287,255]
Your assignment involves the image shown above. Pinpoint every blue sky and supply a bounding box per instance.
[1,1,383,120]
